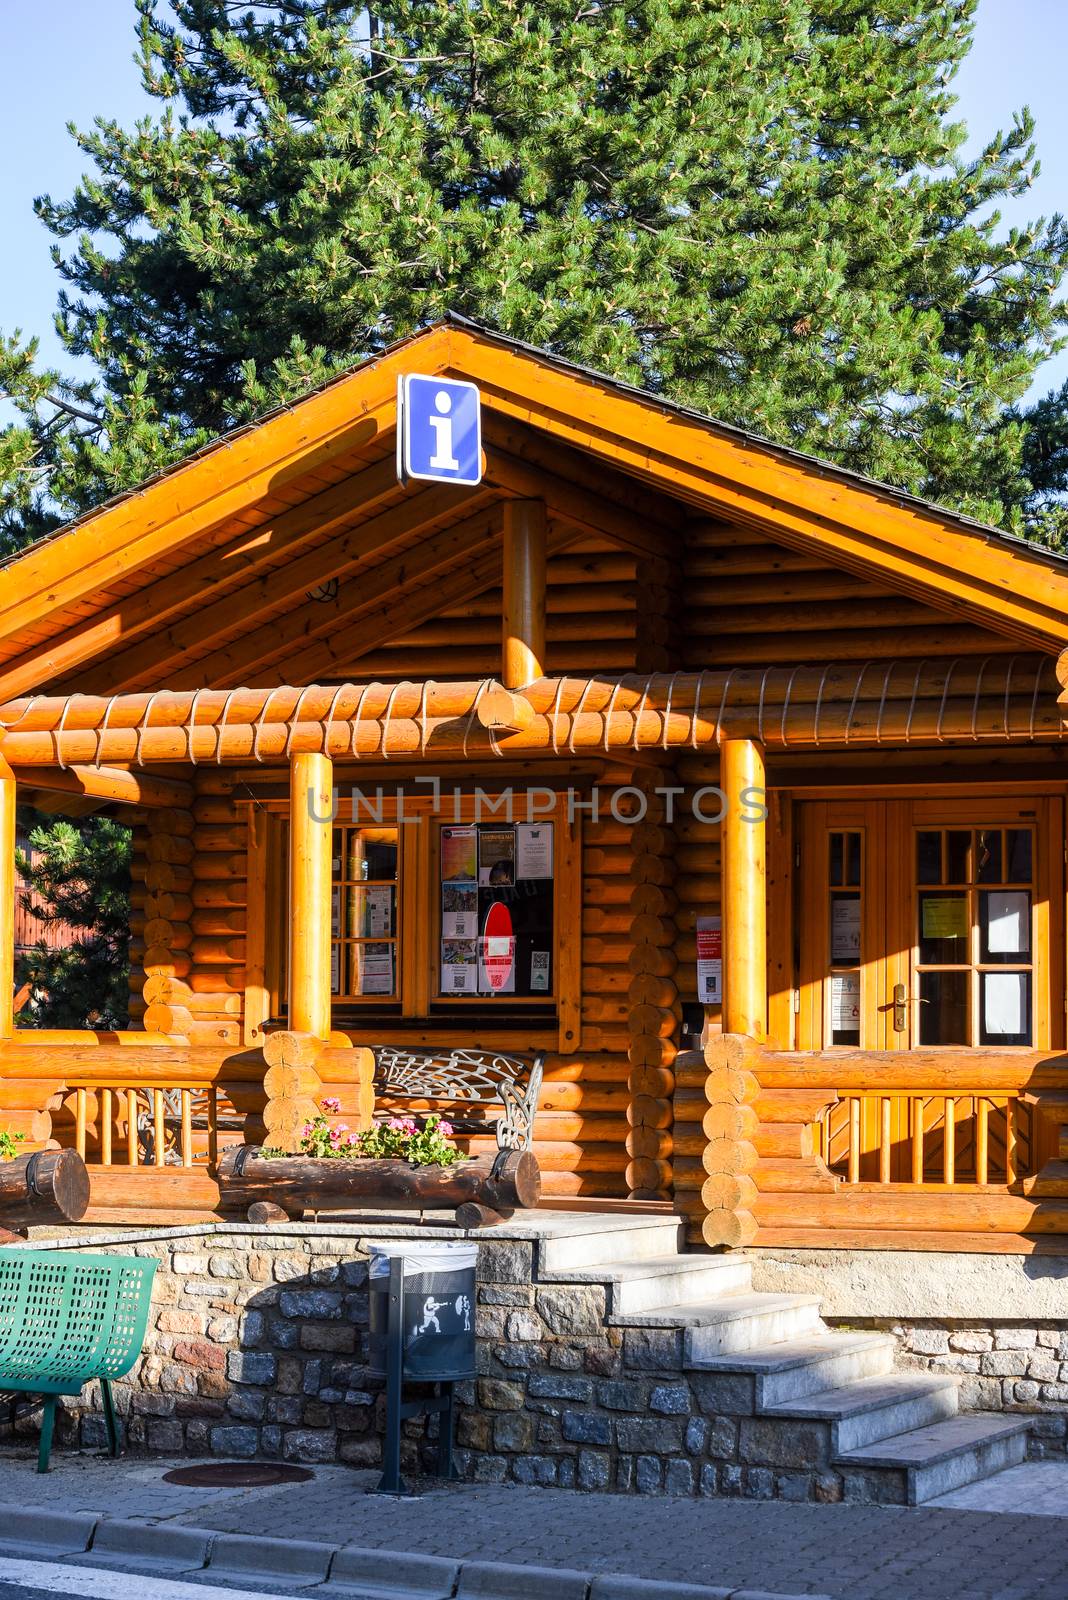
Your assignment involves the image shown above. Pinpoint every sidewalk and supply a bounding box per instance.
[0,1451,1067,1600]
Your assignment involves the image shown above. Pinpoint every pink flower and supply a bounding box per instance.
[321,1097,341,1113]
[302,1122,313,1137]
[437,1120,454,1138]
[387,1116,417,1134]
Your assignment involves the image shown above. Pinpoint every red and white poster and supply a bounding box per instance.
[479,901,516,994]
[696,916,722,1005]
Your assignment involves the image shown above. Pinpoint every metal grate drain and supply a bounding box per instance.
[163,1462,315,1489]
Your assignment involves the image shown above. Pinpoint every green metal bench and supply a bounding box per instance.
[0,1250,157,1471]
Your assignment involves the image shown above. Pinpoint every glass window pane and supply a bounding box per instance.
[1007,829,1033,883]
[980,890,1031,963]
[830,892,861,965]
[919,891,969,965]
[348,885,395,939]
[980,971,1031,1046]
[829,833,844,887]
[919,969,969,1045]
[946,831,970,884]
[829,972,860,1045]
[916,831,942,885]
[846,833,862,887]
[976,829,1003,884]
[350,941,395,996]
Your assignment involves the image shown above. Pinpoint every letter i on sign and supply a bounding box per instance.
[398,373,483,487]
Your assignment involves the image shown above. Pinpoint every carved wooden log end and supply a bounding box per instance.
[248,1199,301,1224]
[455,1202,512,1229]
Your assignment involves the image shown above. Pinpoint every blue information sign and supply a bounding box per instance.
[398,374,482,487]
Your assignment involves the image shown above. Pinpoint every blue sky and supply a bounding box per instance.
[1,1,1067,402]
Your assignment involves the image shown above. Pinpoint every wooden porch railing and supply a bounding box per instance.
[697,1035,1068,1252]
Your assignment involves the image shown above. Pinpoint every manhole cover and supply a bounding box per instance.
[163,1462,315,1489]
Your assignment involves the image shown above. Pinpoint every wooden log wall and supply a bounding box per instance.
[347,540,643,680]
[683,520,1022,667]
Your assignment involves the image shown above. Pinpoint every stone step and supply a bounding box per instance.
[542,1254,753,1316]
[764,1372,960,1455]
[616,1292,824,1355]
[836,1412,1030,1505]
[538,1217,685,1275]
[687,1330,898,1406]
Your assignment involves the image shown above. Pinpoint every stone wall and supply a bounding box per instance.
[2,1225,1065,1496]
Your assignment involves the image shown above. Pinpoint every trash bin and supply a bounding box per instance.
[368,1241,478,1382]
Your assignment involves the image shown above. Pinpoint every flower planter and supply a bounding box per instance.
[216,1145,541,1228]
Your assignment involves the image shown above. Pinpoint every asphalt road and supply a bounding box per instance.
[0,1559,307,1600]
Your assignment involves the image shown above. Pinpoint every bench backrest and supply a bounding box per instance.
[0,1250,157,1394]
[370,1046,544,1151]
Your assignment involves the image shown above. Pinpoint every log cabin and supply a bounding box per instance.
[2,313,1068,1255]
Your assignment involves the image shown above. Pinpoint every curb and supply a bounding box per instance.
[0,1504,832,1600]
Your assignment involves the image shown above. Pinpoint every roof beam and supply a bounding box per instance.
[449,329,1068,653]
[0,326,451,647]
[0,457,402,703]
[12,765,194,809]
[178,503,507,688]
[83,481,492,694]
[486,448,673,562]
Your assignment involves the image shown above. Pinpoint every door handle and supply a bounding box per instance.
[892,983,908,1033]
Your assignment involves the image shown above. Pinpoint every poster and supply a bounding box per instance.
[922,897,968,940]
[441,939,478,993]
[831,896,861,961]
[986,891,1029,955]
[696,916,722,1006]
[440,825,477,882]
[362,885,393,938]
[330,943,341,995]
[517,823,553,880]
[442,883,478,939]
[479,934,516,993]
[530,951,550,992]
[354,942,394,995]
[478,828,515,887]
[984,972,1024,1035]
[830,972,860,1032]
[331,886,341,939]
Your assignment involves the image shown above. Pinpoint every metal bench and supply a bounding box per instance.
[0,1250,157,1471]
[370,1046,545,1152]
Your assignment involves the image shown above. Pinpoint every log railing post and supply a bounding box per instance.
[721,736,767,1040]
[288,750,334,1039]
[502,500,546,689]
[0,747,16,1039]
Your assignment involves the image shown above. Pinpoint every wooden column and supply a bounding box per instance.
[502,500,546,689]
[0,748,15,1039]
[288,751,333,1039]
[721,737,767,1040]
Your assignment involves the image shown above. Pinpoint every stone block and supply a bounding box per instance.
[494,1413,534,1452]
[227,1350,276,1386]
[949,1330,993,1353]
[279,1289,343,1319]
[477,1379,526,1411]
[511,1453,557,1485]
[597,1379,646,1411]
[481,1286,535,1308]
[635,1455,662,1494]
[906,1328,949,1355]
[228,1390,267,1423]
[738,1419,829,1469]
[173,1338,226,1371]
[528,1374,593,1403]
[536,1286,606,1337]
[477,1240,533,1284]
[549,1345,586,1372]
[156,1309,205,1336]
[240,1311,267,1346]
[615,1417,684,1454]
[283,1428,337,1462]
[577,1449,611,1491]
[650,1384,691,1415]
[562,1410,611,1445]
[145,1419,185,1452]
[299,1323,356,1353]
[979,1350,1030,1377]
[707,1415,740,1458]
[208,1254,242,1278]
[685,1417,707,1455]
[745,1465,774,1498]
[994,1327,1038,1350]
[172,1253,209,1275]
[692,1373,754,1417]
[471,1454,508,1483]
[268,1397,304,1425]
[622,1328,682,1372]
[504,1310,543,1342]
[210,1425,259,1458]
[664,1458,695,1495]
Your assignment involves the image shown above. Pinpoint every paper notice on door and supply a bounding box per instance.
[362,885,393,937]
[330,943,341,995]
[830,972,860,1031]
[983,972,1025,1035]
[530,950,550,992]
[985,891,1029,955]
[442,883,478,939]
[440,825,477,882]
[696,916,722,1005]
[922,896,968,939]
[441,939,478,993]
[517,823,553,879]
[831,896,861,961]
[355,942,394,995]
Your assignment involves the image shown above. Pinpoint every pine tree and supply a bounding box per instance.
[0,0,1066,546]
[14,814,131,1030]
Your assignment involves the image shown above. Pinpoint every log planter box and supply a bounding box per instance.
[0,1149,90,1240]
[216,1144,542,1228]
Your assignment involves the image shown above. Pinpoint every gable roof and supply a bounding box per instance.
[0,315,1066,704]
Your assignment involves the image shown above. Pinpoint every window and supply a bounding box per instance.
[915,827,1034,1047]
[436,821,554,1002]
[331,825,400,1002]
[826,829,862,1045]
